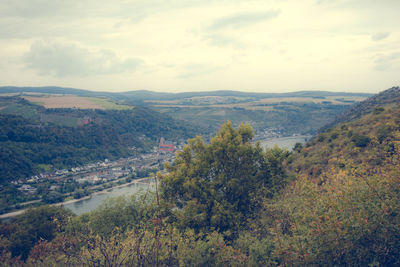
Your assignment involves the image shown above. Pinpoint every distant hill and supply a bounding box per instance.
[0,96,198,183]
[0,86,109,97]
[0,86,372,136]
[1,87,399,266]
[268,87,400,265]
[121,89,372,101]
[0,86,372,101]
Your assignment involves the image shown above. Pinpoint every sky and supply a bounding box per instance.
[0,0,399,93]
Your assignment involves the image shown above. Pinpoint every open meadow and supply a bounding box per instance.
[23,95,132,110]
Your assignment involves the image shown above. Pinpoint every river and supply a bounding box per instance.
[260,135,311,150]
[64,136,311,215]
[63,180,155,215]
[0,136,312,219]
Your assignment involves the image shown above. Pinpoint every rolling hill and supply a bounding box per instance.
[0,96,199,183]
[261,86,400,265]
[288,86,400,178]
[0,85,371,136]
[0,87,399,266]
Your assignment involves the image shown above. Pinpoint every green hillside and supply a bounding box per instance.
[288,86,400,179]
[0,86,372,100]
[155,102,350,135]
[0,96,199,183]
[0,86,370,135]
[1,88,399,266]
[271,86,400,265]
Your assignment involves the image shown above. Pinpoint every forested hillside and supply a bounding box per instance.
[0,96,198,183]
[289,86,400,177]
[0,87,399,266]
[264,86,400,265]
[0,86,371,101]
[0,86,370,135]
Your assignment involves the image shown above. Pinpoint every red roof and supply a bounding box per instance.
[159,144,174,151]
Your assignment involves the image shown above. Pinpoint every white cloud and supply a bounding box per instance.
[0,0,83,18]
[208,10,280,30]
[371,32,390,41]
[202,33,244,48]
[24,40,142,77]
[0,0,399,93]
[177,63,224,79]
[373,52,400,71]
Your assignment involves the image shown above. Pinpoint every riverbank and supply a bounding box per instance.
[61,177,153,205]
[0,177,153,220]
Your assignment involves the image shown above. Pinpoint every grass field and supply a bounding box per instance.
[23,96,133,110]
[0,104,38,119]
[87,97,133,110]
[149,95,367,111]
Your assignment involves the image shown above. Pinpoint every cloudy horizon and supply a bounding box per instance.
[0,0,399,93]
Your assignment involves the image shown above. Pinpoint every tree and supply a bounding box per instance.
[0,206,74,261]
[160,121,284,234]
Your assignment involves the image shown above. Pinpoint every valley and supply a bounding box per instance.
[2,149,174,216]
[1,0,399,264]
[1,87,363,215]
[0,86,399,266]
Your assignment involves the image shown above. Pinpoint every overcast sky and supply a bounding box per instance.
[0,0,399,93]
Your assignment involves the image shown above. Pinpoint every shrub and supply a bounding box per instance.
[353,135,370,147]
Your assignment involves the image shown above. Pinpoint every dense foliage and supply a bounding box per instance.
[287,92,400,179]
[1,88,399,266]
[0,206,74,261]
[0,97,197,183]
[155,102,349,135]
[160,122,289,234]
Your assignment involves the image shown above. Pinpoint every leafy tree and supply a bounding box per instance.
[293,142,303,152]
[0,206,74,261]
[42,191,64,204]
[161,121,287,234]
[70,194,157,237]
[269,165,400,266]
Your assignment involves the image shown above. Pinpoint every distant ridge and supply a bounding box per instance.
[0,86,372,101]
[0,86,113,97]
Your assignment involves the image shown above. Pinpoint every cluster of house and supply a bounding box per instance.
[253,127,285,141]
[11,160,115,186]
[10,158,122,193]
[12,138,183,196]
[17,184,37,194]
[74,167,132,184]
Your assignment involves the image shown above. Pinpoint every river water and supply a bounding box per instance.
[260,135,311,150]
[63,181,155,215]
[64,136,311,215]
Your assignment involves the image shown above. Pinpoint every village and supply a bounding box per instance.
[10,138,184,206]
[7,127,293,212]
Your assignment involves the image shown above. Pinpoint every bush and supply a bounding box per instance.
[0,206,74,260]
[271,166,400,266]
[377,125,392,143]
[373,107,384,114]
[353,135,370,147]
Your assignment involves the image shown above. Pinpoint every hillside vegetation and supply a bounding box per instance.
[0,96,198,183]
[0,87,399,266]
[259,86,400,265]
[0,86,370,135]
[147,92,368,135]
[289,86,400,179]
